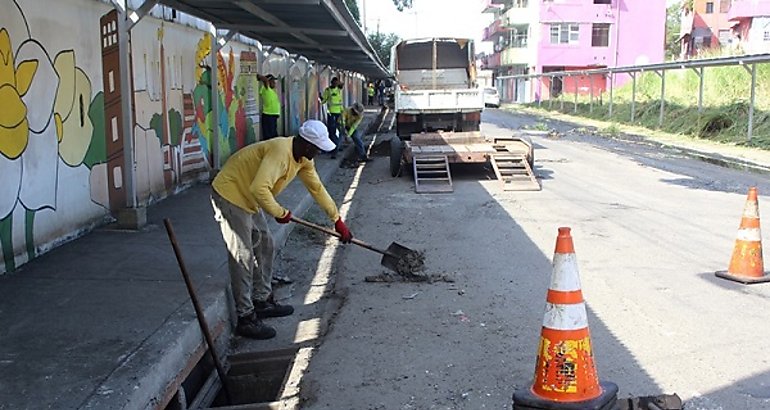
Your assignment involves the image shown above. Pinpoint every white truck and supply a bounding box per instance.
[390,38,484,139]
[388,38,536,193]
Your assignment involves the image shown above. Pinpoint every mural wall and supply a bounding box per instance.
[1,0,364,275]
[0,0,111,273]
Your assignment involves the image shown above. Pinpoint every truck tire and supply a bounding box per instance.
[390,137,404,177]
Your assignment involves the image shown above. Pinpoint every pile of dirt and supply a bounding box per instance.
[396,250,425,275]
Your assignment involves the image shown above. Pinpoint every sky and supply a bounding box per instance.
[359,0,682,54]
[359,0,495,53]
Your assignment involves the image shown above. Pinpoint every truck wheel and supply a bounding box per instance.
[390,137,404,177]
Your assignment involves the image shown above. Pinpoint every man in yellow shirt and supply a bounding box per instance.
[340,102,369,163]
[321,77,344,158]
[211,120,353,339]
[367,83,375,106]
[257,73,281,140]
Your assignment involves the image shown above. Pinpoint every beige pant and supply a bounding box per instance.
[211,191,274,317]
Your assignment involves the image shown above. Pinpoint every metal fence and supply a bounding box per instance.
[496,53,770,140]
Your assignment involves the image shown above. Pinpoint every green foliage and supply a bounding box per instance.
[83,91,106,169]
[168,109,183,146]
[665,3,682,60]
[529,62,770,149]
[345,0,360,24]
[367,31,400,68]
[529,122,549,131]
[392,0,413,11]
[602,124,621,137]
[149,113,163,142]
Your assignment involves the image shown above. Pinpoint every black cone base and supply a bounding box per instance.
[512,381,619,410]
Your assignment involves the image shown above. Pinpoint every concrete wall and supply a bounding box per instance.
[0,0,366,275]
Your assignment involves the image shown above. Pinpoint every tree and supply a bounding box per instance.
[665,2,683,60]
[345,0,360,24]
[368,31,401,68]
[392,0,413,11]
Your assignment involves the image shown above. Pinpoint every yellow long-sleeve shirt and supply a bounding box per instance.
[212,137,340,221]
[341,108,363,135]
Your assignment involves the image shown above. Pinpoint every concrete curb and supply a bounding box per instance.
[511,106,770,176]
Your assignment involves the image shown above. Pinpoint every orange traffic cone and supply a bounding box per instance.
[716,187,770,284]
[513,227,618,410]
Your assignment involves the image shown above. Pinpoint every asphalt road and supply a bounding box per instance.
[294,108,770,410]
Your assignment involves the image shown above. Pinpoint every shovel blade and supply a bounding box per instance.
[381,242,424,275]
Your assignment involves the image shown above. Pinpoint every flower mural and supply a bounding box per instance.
[1,0,102,273]
[0,28,35,160]
[192,36,256,163]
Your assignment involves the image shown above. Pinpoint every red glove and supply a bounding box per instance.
[275,210,292,224]
[335,218,352,243]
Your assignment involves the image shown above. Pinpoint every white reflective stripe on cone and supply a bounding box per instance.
[550,253,582,293]
[542,302,589,331]
[743,201,760,218]
[736,228,762,242]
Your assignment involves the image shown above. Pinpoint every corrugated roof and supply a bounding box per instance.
[157,0,390,78]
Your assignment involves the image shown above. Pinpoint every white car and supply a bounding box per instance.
[484,87,500,108]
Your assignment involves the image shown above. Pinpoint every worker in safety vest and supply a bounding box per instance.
[321,77,344,158]
[367,83,375,106]
[211,120,353,339]
[340,102,369,163]
[257,73,281,140]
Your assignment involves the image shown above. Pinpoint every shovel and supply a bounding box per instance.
[290,216,424,275]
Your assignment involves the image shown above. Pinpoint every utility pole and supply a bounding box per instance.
[361,0,367,33]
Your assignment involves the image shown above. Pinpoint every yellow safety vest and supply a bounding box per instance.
[368,86,375,97]
[323,86,343,114]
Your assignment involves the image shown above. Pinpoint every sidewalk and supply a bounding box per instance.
[0,111,378,410]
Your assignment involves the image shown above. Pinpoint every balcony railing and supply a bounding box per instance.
[483,19,506,41]
[482,52,501,69]
[502,4,535,27]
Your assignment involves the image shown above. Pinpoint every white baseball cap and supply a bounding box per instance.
[298,120,336,152]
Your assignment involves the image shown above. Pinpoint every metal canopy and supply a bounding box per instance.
[158,0,389,78]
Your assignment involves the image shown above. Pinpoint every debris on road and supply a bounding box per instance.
[364,271,454,284]
[402,292,420,300]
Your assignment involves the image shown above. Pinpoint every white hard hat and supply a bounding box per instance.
[298,120,335,151]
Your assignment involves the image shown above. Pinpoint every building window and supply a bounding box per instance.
[720,0,731,13]
[594,0,612,4]
[592,23,610,47]
[718,29,731,44]
[550,23,579,45]
[705,2,714,13]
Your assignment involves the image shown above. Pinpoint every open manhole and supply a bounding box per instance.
[178,347,298,410]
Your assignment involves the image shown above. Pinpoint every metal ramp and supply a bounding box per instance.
[413,156,453,193]
[490,149,540,191]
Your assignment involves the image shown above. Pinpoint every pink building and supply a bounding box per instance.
[679,0,737,58]
[728,0,770,54]
[481,0,666,103]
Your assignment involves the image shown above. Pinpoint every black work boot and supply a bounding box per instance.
[252,295,294,318]
[236,312,276,339]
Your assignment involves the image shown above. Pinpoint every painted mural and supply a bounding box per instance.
[0,0,363,275]
[1,0,108,273]
[189,34,258,164]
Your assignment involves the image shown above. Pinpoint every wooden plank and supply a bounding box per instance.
[411,131,485,146]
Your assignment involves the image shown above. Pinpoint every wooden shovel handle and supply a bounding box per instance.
[290,216,388,255]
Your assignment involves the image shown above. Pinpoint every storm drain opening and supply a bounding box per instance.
[198,347,299,409]
[165,345,299,410]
